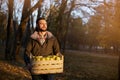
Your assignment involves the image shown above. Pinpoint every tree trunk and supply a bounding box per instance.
[5,0,13,60]
[11,20,18,60]
[62,0,75,53]
[56,0,67,48]
[37,7,42,18]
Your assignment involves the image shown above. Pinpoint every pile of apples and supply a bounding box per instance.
[32,55,62,61]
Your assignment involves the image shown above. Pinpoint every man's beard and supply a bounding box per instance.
[38,28,47,32]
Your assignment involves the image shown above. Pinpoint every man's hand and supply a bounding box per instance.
[56,52,63,57]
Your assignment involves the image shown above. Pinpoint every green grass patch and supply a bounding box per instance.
[57,50,119,80]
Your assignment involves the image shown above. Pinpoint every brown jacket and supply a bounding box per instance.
[25,31,61,59]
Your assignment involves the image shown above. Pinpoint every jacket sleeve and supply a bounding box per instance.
[24,39,33,65]
[24,52,30,65]
[53,38,62,55]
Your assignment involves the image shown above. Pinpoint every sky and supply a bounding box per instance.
[71,0,103,24]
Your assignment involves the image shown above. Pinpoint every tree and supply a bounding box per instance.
[85,15,101,51]
[67,17,84,50]
[5,0,14,60]
[0,12,7,44]
[47,0,77,51]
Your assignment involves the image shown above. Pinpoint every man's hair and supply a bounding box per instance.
[36,17,46,24]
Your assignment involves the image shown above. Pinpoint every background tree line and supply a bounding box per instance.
[0,0,120,59]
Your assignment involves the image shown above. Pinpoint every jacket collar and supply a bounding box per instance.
[30,31,54,40]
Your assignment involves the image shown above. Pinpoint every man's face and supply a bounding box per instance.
[38,19,47,32]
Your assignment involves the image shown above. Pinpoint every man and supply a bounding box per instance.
[24,17,62,80]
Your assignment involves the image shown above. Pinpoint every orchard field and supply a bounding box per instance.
[0,46,119,80]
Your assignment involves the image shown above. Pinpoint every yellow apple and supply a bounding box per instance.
[55,56,61,60]
[41,57,46,61]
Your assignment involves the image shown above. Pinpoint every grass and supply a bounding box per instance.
[60,50,119,80]
[0,45,119,80]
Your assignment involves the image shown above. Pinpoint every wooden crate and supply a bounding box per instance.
[31,55,64,74]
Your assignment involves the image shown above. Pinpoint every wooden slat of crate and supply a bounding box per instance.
[32,60,63,65]
[32,68,63,74]
[32,63,63,69]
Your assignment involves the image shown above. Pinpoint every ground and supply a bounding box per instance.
[0,46,119,80]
